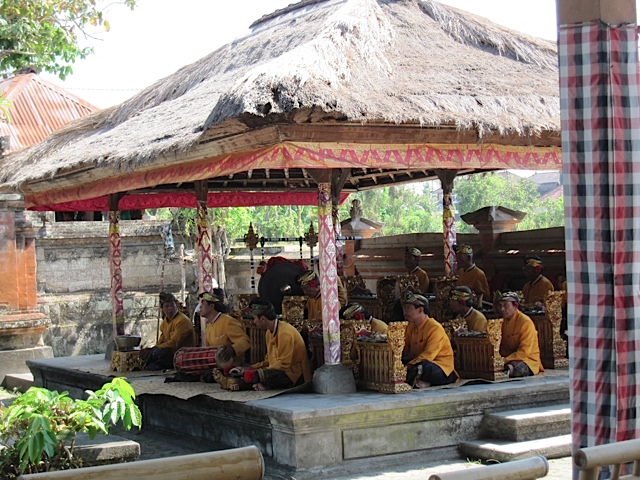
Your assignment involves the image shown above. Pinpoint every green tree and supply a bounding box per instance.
[518,196,564,230]
[340,185,441,236]
[0,0,136,80]
[454,173,541,233]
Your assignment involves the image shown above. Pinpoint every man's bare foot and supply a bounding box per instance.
[253,383,266,391]
[415,380,431,389]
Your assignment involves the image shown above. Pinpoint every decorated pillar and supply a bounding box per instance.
[435,169,458,276]
[195,180,214,293]
[318,182,341,365]
[558,0,640,473]
[108,194,124,337]
[331,169,349,278]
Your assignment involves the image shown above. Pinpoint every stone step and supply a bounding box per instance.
[479,404,570,442]
[74,432,141,466]
[2,372,34,393]
[459,434,572,463]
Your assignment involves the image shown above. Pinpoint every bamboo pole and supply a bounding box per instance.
[18,446,264,480]
[428,456,549,480]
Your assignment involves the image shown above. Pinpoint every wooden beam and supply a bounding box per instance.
[557,0,636,25]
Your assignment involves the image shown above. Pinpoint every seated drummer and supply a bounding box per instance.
[401,288,457,389]
[233,299,311,391]
[340,303,388,334]
[449,286,487,333]
[199,291,250,367]
[454,244,490,304]
[496,291,543,378]
[296,269,347,320]
[139,292,196,370]
[404,247,430,293]
[522,256,554,307]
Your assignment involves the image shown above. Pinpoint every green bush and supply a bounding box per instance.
[0,377,142,478]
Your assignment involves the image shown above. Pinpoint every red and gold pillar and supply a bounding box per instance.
[108,194,124,336]
[436,170,458,276]
[195,181,214,293]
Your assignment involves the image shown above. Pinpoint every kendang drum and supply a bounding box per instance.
[174,347,219,374]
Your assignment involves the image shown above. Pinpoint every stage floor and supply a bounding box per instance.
[27,355,570,474]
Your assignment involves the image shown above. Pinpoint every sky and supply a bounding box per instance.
[42,0,561,109]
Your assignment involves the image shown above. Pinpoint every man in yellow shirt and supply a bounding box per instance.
[401,289,457,388]
[449,286,487,332]
[140,292,196,370]
[454,244,490,304]
[522,256,554,306]
[496,291,543,377]
[199,291,250,366]
[297,270,347,319]
[233,299,311,391]
[404,247,430,293]
[340,303,388,334]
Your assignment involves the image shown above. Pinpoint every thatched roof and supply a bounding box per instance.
[0,0,561,210]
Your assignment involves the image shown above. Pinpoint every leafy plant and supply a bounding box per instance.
[0,0,137,79]
[0,378,142,478]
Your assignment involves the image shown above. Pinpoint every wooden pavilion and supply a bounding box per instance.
[0,0,561,388]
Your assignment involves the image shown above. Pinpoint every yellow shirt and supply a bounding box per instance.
[523,275,554,305]
[156,312,196,352]
[403,316,456,377]
[204,313,251,363]
[370,318,388,334]
[410,267,430,293]
[463,308,487,332]
[500,310,543,375]
[456,265,490,301]
[252,321,312,384]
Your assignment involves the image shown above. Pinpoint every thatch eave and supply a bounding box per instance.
[0,0,562,203]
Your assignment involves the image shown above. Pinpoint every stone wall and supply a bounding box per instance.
[35,219,195,293]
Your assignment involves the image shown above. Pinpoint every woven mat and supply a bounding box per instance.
[70,359,175,378]
[129,376,310,402]
[426,368,568,391]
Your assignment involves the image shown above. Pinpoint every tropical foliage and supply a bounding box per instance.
[0,378,141,478]
[0,0,136,79]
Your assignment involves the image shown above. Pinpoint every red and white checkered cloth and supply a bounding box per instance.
[560,20,640,453]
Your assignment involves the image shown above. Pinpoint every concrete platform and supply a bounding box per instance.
[26,355,570,474]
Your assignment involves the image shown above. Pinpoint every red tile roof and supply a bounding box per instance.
[0,73,97,153]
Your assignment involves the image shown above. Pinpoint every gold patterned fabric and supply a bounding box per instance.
[454,244,473,255]
[403,316,456,377]
[500,310,543,374]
